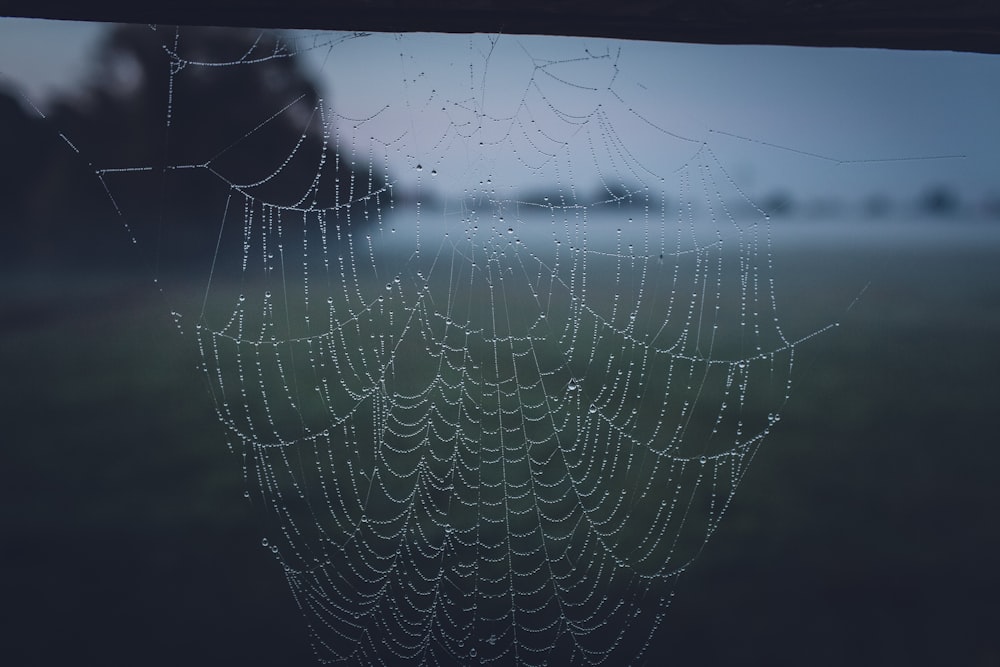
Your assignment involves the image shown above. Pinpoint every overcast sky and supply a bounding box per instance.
[1,17,998,204]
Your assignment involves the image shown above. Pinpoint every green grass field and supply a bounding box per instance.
[2,218,998,666]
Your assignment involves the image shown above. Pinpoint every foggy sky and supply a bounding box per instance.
[2,17,998,204]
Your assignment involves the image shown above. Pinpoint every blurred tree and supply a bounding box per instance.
[919,185,960,217]
[8,25,384,268]
[0,89,59,263]
[982,193,1000,219]
[760,190,795,218]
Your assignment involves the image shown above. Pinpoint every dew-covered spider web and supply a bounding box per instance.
[50,25,888,666]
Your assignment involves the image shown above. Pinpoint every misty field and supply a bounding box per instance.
[2,217,998,666]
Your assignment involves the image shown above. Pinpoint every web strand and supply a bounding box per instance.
[73,26,843,666]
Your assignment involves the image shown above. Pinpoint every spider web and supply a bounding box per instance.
[70,26,842,665]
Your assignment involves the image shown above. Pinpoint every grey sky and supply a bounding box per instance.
[2,17,998,203]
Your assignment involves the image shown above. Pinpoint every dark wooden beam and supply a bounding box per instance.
[2,0,999,54]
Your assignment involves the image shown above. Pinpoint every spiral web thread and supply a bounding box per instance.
[87,27,840,665]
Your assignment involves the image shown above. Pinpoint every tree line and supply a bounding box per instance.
[1,25,385,269]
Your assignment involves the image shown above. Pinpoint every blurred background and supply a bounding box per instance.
[1,18,999,666]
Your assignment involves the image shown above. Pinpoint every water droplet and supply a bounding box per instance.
[699,455,707,465]
[415,164,423,171]
[430,169,437,176]
[386,283,392,291]
[589,404,597,414]
[238,294,246,303]
[470,648,477,658]
[261,538,269,547]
